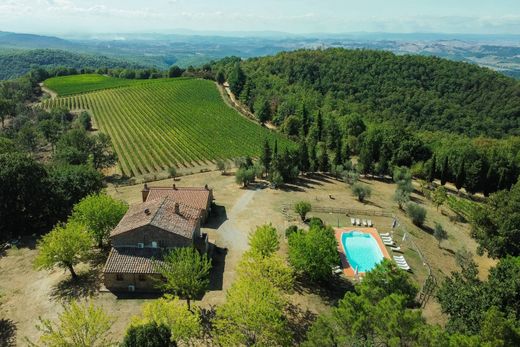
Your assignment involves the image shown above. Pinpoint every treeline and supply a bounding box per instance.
[0,48,147,80]
[209,49,520,138]
[0,75,117,241]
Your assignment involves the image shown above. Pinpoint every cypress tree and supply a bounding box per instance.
[440,156,449,185]
[428,155,436,183]
[300,103,310,136]
[334,140,342,166]
[316,111,323,142]
[309,145,317,172]
[260,138,272,173]
[455,160,465,191]
[299,140,310,173]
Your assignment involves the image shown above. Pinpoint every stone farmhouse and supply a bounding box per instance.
[103,184,213,293]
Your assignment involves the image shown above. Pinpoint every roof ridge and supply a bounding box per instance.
[150,197,169,226]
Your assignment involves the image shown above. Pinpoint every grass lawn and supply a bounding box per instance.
[0,171,495,344]
[41,77,294,177]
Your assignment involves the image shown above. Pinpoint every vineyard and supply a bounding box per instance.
[445,195,481,222]
[42,77,293,177]
[43,74,150,96]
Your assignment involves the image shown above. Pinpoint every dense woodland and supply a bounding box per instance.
[0,49,147,80]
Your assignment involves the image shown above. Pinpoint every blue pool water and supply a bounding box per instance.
[341,231,384,272]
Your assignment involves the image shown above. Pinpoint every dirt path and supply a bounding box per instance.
[39,83,57,99]
[217,83,277,130]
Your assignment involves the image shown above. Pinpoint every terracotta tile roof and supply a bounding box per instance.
[110,197,202,239]
[145,186,212,212]
[103,247,165,274]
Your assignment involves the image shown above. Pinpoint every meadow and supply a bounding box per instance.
[42,76,293,177]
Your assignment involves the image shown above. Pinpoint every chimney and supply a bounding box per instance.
[173,184,177,190]
[144,208,151,215]
[174,202,180,215]
[141,183,150,202]
[204,184,209,190]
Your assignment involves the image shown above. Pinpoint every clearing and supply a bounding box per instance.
[41,76,293,177]
[0,170,495,344]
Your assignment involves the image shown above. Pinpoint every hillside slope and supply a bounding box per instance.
[217,49,520,137]
[42,77,292,176]
[0,49,146,80]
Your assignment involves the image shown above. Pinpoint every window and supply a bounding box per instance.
[116,274,123,281]
[137,243,144,248]
[151,241,158,248]
[138,274,146,282]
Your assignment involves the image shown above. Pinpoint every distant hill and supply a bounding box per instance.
[0,49,147,80]
[214,48,520,137]
[0,31,77,50]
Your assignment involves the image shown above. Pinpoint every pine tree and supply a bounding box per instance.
[309,145,317,172]
[260,139,272,173]
[440,156,449,185]
[428,155,436,183]
[300,103,310,136]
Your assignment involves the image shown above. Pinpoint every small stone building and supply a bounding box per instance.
[103,185,213,293]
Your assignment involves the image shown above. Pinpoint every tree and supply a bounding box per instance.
[214,277,290,346]
[228,62,246,96]
[0,153,52,239]
[168,166,177,180]
[345,113,366,137]
[260,138,272,173]
[17,124,39,151]
[78,111,92,131]
[351,182,371,202]
[216,159,229,174]
[432,186,448,211]
[129,295,201,345]
[427,155,437,183]
[248,224,280,257]
[288,225,339,281]
[235,167,255,187]
[70,193,128,248]
[441,156,449,185]
[121,322,173,347]
[393,188,410,210]
[155,247,212,310]
[238,251,294,292]
[405,202,427,226]
[270,170,283,188]
[434,222,448,247]
[168,65,183,78]
[216,70,225,85]
[471,180,520,258]
[38,119,61,150]
[35,222,93,279]
[455,159,466,191]
[294,201,312,222]
[35,301,114,347]
[90,133,117,170]
[298,139,310,173]
[255,98,271,124]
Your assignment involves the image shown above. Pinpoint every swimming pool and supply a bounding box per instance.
[341,231,384,272]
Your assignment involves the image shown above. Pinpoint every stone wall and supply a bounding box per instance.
[111,224,199,249]
[104,273,163,293]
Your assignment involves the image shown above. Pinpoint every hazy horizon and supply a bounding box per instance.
[0,0,519,36]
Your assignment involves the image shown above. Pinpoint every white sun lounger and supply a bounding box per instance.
[397,264,411,271]
[390,246,401,252]
[383,240,395,246]
[368,220,373,227]
[381,236,393,242]
[351,218,356,225]
[380,232,390,237]
[362,219,367,227]
[356,218,361,226]
[393,255,405,260]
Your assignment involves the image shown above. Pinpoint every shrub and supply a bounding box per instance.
[168,166,177,179]
[285,225,299,238]
[248,224,279,257]
[308,217,324,229]
[294,201,311,222]
[406,202,427,226]
[122,322,174,347]
[351,182,371,202]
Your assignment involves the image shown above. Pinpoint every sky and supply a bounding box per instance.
[0,0,519,36]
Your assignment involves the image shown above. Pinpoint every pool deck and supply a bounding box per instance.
[334,227,392,277]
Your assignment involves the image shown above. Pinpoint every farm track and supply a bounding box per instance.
[41,78,293,177]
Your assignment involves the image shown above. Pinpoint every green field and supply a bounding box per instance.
[43,74,150,96]
[42,77,293,177]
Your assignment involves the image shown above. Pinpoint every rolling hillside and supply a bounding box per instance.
[0,49,146,80]
[42,76,292,177]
